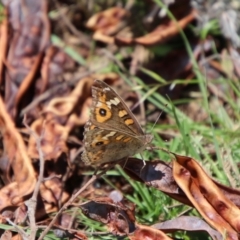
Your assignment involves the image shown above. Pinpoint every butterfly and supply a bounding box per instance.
[81,80,153,166]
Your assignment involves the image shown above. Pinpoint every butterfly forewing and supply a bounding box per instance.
[91,80,144,136]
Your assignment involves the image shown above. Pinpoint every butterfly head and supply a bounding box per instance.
[145,134,153,146]
[137,133,153,153]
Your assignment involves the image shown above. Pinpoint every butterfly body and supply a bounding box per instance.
[82,80,152,166]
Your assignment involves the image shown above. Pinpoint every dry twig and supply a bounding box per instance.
[23,117,46,240]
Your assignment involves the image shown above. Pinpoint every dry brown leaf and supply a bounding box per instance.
[15,53,44,108]
[86,7,129,44]
[4,0,50,118]
[40,178,69,205]
[121,158,192,206]
[173,155,239,240]
[152,216,222,240]
[0,97,36,209]
[130,224,173,240]
[115,9,196,46]
[28,77,92,159]
[81,197,136,236]
[27,115,69,160]
[86,7,129,34]
[174,154,240,232]
[213,181,240,209]
[0,9,8,86]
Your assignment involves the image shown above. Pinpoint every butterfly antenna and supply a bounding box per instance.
[149,111,162,133]
[149,103,168,134]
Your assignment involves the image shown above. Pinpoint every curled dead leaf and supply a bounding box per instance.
[130,223,172,240]
[173,155,239,240]
[86,7,129,34]
[116,9,197,46]
[152,216,222,240]
[0,9,8,86]
[174,154,240,233]
[0,97,36,209]
[80,197,136,236]
[121,158,192,206]
[27,116,69,160]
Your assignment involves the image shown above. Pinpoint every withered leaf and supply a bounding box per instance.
[121,158,192,206]
[80,197,136,236]
[129,223,173,240]
[152,216,222,240]
[173,154,239,240]
[0,98,36,209]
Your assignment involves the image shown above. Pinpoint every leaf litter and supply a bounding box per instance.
[0,0,240,239]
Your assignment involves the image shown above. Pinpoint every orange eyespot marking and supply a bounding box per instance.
[118,110,128,118]
[92,139,109,147]
[92,135,109,147]
[123,137,132,142]
[124,118,134,126]
[95,106,112,122]
[95,93,112,122]
[116,135,124,141]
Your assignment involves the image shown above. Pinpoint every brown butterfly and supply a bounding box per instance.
[82,80,153,166]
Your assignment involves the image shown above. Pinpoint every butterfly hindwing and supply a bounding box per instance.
[82,122,144,165]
